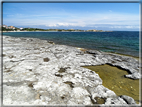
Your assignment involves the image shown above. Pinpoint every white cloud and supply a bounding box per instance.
[125,25,139,29]
[46,22,85,27]
[7,15,14,17]
[57,23,74,26]
[109,25,139,29]
[3,11,139,31]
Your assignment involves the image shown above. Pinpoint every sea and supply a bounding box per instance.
[3,31,139,57]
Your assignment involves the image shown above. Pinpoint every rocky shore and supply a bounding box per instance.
[3,35,141,106]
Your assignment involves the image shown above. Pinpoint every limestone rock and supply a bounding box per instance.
[125,72,141,80]
[120,95,137,104]
[3,36,140,105]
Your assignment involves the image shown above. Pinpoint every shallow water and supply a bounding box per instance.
[83,64,140,104]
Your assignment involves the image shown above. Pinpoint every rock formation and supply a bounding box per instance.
[3,36,140,106]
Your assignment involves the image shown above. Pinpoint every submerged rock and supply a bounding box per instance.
[3,36,140,106]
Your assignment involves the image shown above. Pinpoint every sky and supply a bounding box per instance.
[3,2,140,31]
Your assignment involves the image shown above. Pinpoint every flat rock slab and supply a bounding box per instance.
[3,36,140,106]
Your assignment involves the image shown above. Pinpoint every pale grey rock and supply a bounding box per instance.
[69,87,92,105]
[3,36,139,105]
[3,84,38,105]
[104,97,127,105]
[91,85,116,99]
[125,72,141,79]
[120,95,137,104]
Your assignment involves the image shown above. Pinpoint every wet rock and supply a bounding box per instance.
[86,50,102,56]
[120,95,136,104]
[125,72,141,80]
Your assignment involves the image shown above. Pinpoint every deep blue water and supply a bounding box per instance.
[3,31,139,57]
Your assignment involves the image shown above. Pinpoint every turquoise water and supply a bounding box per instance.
[3,31,139,57]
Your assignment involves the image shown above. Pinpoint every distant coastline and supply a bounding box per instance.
[2,30,113,32]
[2,25,113,32]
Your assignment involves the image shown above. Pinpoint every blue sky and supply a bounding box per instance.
[3,3,140,31]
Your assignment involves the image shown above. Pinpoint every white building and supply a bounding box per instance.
[3,25,7,28]
[20,27,23,30]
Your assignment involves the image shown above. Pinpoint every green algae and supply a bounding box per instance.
[94,97,106,104]
[83,64,140,104]
[64,81,74,88]
[58,68,66,73]
[43,57,50,62]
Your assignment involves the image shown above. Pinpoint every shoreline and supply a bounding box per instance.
[2,30,113,33]
[102,51,139,60]
[3,35,141,105]
[3,33,139,59]
[3,35,141,78]
[77,47,139,60]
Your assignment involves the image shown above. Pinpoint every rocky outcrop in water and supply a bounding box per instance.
[3,36,140,106]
